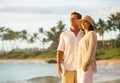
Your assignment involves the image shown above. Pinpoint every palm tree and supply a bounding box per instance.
[96,19,107,49]
[45,20,66,50]
[105,19,114,48]
[23,32,37,56]
[115,12,120,32]
[116,33,120,47]
[37,27,47,50]
[108,12,120,48]
[0,27,10,54]
[27,33,37,46]
[3,30,20,52]
[115,12,120,48]
[19,30,27,41]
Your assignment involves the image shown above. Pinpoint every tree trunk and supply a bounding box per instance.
[115,32,117,48]
[110,32,113,48]
[2,40,5,55]
[102,35,105,49]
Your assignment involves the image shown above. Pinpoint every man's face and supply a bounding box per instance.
[70,14,78,27]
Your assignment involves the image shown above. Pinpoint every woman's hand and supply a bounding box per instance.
[83,63,88,72]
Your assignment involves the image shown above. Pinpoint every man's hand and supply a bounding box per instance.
[83,63,88,72]
[57,51,63,77]
[57,64,62,77]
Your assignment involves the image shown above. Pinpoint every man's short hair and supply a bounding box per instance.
[71,12,82,19]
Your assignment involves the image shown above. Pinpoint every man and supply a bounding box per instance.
[57,12,84,83]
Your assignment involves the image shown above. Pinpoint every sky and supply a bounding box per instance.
[0,0,120,50]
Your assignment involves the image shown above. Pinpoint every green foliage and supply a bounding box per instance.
[0,49,56,60]
[96,48,120,60]
[97,49,105,55]
[36,50,56,59]
[44,21,66,50]
[0,48,120,60]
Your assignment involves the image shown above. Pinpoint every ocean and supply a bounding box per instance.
[0,60,120,83]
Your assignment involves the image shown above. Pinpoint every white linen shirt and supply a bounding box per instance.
[77,31,97,73]
[57,29,84,70]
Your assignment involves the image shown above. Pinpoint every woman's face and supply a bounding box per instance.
[81,20,90,30]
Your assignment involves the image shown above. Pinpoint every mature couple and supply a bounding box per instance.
[56,12,97,83]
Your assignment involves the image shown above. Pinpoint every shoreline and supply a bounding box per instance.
[97,59,120,63]
[0,59,120,63]
[0,58,56,62]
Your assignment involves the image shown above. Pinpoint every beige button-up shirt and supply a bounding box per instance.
[77,31,97,73]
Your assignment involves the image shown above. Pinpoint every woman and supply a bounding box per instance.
[76,16,97,83]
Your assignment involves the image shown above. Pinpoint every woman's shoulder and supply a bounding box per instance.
[88,31,97,39]
[89,31,96,33]
[88,31,96,35]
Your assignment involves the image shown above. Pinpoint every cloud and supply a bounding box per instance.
[0,3,119,21]
[110,7,120,14]
[0,4,9,9]
[0,4,82,15]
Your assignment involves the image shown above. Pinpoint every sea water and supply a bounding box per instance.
[0,60,120,83]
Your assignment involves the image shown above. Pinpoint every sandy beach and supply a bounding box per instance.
[97,59,120,63]
[0,58,56,62]
[0,59,120,63]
